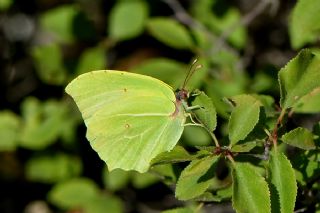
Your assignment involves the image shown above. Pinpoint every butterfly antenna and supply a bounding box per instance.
[182,59,203,90]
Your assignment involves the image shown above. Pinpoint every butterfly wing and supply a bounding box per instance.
[66,70,186,172]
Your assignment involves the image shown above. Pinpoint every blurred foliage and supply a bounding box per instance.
[0,0,320,213]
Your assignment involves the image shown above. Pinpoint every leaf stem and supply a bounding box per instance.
[227,154,236,165]
[271,108,286,151]
[195,203,204,213]
[192,112,220,147]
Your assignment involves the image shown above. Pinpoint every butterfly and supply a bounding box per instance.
[65,62,201,172]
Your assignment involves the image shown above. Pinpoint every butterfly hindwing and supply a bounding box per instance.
[66,70,186,172]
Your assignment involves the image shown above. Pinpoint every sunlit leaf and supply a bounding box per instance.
[0,0,12,11]
[278,49,320,110]
[232,162,271,213]
[228,95,261,145]
[151,145,193,166]
[192,91,217,132]
[175,156,219,200]
[293,87,320,113]
[268,151,297,213]
[281,127,315,150]
[290,0,320,49]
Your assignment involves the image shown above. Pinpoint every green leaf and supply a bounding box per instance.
[192,91,217,132]
[228,95,261,145]
[268,151,297,213]
[191,1,247,49]
[84,194,123,213]
[278,49,320,110]
[108,0,148,41]
[182,126,211,147]
[132,172,159,189]
[195,186,232,202]
[231,141,257,152]
[48,178,100,209]
[26,154,82,183]
[151,146,193,166]
[76,46,106,76]
[103,167,131,191]
[151,164,180,184]
[131,57,186,89]
[0,111,21,151]
[162,207,194,213]
[232,162,271,213]
[147,18,194,49]
[0,0,12,11]
[293,87,320,113]
[19,97,72,150]
[281,127,315,150]
[175,156,219,200]
[289,0,320,49]
[291,150,320,186]
[31,43,67,85]
[40,5,78,43]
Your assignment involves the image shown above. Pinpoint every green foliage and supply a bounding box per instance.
[40,5,79,43]
[278,49,320,111]
[175,156,219,200]
[48,178,123,213]
[192,91,217,132]
[76,46,106,76]
[0,0,12,10]
[131,57,186,89]
[268,151,297,213]
[281,127,315,150]
[162,207,194,213]
[147,18,194,49]
[108,0,148,41]
[290,0,320,49]
[19,97,78,150]
[26,154,82,183]
[0,111,21,151]
[232,163,271,213]
[228,95,261,145]
[31,43,67,85]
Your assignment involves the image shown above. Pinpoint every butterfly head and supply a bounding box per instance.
[175,89,189,101]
